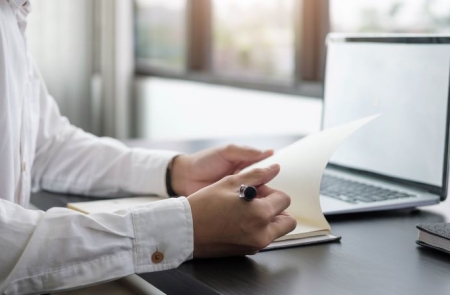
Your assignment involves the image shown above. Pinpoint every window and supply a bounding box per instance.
[135,0,450,97]
[135,0,187,71]
[135,0,328,97]
[213,0,296,82]
[331,0,450,33]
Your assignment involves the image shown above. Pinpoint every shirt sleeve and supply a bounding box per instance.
[31,70,178,197]
[0,197,194,294]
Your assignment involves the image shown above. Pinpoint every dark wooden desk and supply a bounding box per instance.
[139,205,450,295]
[31,136,450,295]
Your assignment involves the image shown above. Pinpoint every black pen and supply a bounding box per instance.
[239,185,258,201]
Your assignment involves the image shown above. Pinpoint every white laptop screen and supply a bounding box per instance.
[323,38,450,190]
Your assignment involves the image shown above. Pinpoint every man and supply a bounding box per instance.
[0,1,296,294]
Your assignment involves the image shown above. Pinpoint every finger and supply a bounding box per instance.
[233,155,273,173]
[220,145,273,163]
[236,164,280,187]
[254,184,279,198]
[263,191,291,219]
[268,211,297,240]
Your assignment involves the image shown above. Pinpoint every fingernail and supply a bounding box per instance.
[269,164,279,169]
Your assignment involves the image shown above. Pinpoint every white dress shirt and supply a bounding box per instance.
[0,1,194,294]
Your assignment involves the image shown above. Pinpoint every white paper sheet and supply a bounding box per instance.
[243,115,379,234]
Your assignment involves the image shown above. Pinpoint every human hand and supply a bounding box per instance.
[171,145,273,196]
[188,164,297,258]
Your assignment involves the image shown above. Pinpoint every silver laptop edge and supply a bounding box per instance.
[321,34,450,215]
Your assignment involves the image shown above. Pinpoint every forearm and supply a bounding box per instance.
[32,114,178,197]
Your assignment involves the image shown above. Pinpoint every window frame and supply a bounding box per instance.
[134,0,329,98]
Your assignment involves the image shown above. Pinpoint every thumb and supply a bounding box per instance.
[236,164,280,187]
[220,145,273,163]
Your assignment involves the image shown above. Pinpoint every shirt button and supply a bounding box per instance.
[21,162,26,172]
[151,251,164,264]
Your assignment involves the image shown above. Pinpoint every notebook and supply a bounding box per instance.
[319,35,450,215]
[416,223,450,255]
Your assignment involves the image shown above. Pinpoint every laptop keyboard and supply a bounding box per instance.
[320,175,416,204]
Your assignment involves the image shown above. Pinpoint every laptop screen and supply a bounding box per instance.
[323,36,450,196]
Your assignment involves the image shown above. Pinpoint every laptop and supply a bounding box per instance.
[320,34,450,215]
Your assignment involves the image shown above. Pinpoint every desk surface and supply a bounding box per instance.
[31,136,450,295]
[140,205,450,295]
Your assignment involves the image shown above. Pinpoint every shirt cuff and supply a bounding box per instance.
[130,197,194,273]
[129,148,180,197]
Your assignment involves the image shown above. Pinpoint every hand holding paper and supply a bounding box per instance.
[68,115,379,251]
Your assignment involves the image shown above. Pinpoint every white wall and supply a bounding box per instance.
[135,78,322,140]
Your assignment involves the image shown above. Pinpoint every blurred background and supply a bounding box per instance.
[27,0,450,141]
